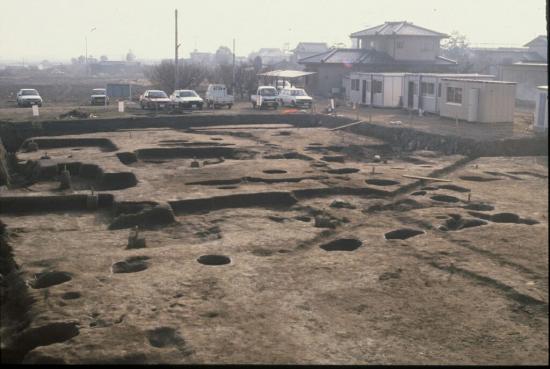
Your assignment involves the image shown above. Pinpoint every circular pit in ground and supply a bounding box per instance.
[385,228,424,240]
[197,254,231,266]
[320,238,362,251]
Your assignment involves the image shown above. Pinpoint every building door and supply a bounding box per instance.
[361,80,367,104]
[407,82,414,108]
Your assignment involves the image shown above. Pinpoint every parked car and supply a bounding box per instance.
[278,87,313,108]
[16,89,43,107]
[251,86,279,109]
[139,90,171,110]
[90,88,109,105]
[170,89,204,110]
[205,84,233,109]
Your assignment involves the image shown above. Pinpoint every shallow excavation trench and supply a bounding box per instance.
[0,114,547,363]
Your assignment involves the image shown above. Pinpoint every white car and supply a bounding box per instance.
[205,84,233,109]
[250,86,279,109]
[17,89,43,107]
[139,90,171,110]
[170,89,204,110]
[278,88,313,109]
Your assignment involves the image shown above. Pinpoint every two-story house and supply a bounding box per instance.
[299,21,457,96]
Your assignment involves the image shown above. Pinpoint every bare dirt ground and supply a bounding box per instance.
[0,121,547,364]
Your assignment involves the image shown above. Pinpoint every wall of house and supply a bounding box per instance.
[498,64,548,105]
[393,37,440,61]
[439,80,515,123]
[359,36,440,61]
[307,65,359,97]
[534,88,548,131]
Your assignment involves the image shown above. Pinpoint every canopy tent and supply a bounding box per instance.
[256,70,317,90]
[257,70,317,79]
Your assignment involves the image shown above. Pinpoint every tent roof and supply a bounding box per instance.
[257,70,317,78]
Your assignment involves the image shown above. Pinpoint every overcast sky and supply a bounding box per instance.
[0,0,547,62]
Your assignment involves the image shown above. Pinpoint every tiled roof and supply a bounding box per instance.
[294,42,329,52]
[350,21,448,38]
[524,35,548,47]
[298,48,456,66]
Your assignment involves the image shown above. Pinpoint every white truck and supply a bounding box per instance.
[205,84,234,109]
[250,86,279,110]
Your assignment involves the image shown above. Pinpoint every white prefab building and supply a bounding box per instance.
[439,79,516,123]
[346,72,495,112]
[348,73,406,108]
[402,73,495,113]
[534,86,548,132]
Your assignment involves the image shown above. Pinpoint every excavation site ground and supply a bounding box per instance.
[0,112,548,364]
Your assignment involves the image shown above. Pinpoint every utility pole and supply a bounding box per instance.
[175,9,180,90]
[232,38,236,94]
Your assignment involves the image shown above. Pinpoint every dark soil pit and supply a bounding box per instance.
[147,327,186,348]
[116,152,138,165]
[31,271,72,289]
[263,169,287,174]
[252,249,274,257]
[321,155,346,163]
[61,291,81,300]
[421,186,438,191]
[491,212,521,223]
[411,191,427,196]
[521,218,540,225]
[112,256,150,273]
[384,228,424,240]
[437,184,471,193]
[263,152,313,161]
[483,171,523,180]
[320,238,362,251]
[467,211,493,221]
[463,203,495,211]
[459,176,500,182]
[431,194,460,203]
[326,168,360,174]
[197,254,231,266]
[275,131,292,136]
[366,179,400,186]
[507,171,548,179]
[443,215,488,231]
[294,215,311,222]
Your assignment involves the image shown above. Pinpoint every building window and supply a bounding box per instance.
[372,80,383,93]
[438,83,441,97]
[396,41,404,49]
[351,79,360,91]
[447,87,463,104]
[420,82,435,96]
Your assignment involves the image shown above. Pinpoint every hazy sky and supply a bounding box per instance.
[0,0,547,62]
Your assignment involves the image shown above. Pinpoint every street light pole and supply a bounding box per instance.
[232,38,236,94]
[175,9,181,90]
[85,27,96,76]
